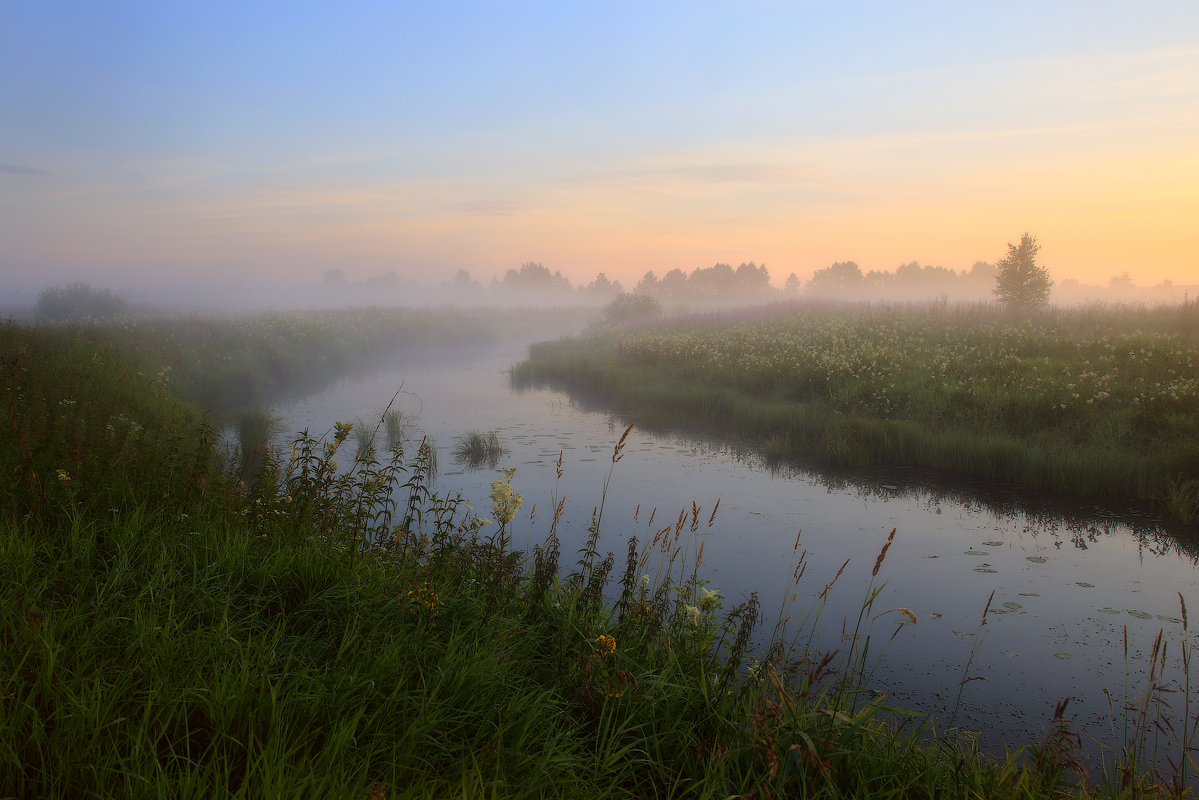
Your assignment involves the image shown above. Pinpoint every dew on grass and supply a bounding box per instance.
[1128,610,1153,620]
[1026,556,1048,563]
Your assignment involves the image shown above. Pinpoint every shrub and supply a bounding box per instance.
[603,292,662,325]
[36,282,128,322]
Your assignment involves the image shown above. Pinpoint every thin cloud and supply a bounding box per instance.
[0,163,51,177]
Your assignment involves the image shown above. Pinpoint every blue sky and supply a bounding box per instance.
[2,1,1197,292]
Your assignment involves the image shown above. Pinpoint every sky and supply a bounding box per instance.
[2,0,1197,295]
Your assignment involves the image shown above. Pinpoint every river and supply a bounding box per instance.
[266,336,1199,773]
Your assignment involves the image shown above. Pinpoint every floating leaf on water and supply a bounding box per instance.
[1026,556,1047,563]
[998,650,1020,658]
[1019,593,1040,597]
[982,541,1004,547]
[952,630,976,637]
[988,609,1009,614]
[964,550,988,555]
[1128,610,1153,620]
[1054,652,1073,660]
[1075,582,1095,588]
[444,470,464,476]
[1095,607,1120,615]
[952,729,984,742]
[921,555,940,559]
[928,612,943,620]
[580,458,597,462]
[896,617,915,625]
[880,484,898,490]
[974,568,998,573]
[842,633,862,641]
[1157,615,1183,624]
[1002,602,1022,611]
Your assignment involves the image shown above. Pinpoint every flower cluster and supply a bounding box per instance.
[489,468,524,525]
[403,582,444,616]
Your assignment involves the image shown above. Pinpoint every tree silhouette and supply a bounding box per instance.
[993,233,1052,310]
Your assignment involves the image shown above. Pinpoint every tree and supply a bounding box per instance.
[993,233,1052,310]
[806,261,863,296]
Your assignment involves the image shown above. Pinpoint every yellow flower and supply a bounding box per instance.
[595,634,616,655]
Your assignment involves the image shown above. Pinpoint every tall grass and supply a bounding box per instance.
[2,319,1190,798]
[513,300,1199,520]
[454,430,505,469]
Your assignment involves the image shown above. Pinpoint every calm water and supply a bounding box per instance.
[269,339,1199,768]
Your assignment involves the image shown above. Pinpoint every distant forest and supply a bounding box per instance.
[319,259,1191,308]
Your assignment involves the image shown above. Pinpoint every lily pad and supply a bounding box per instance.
[1019,593,1040,597]
[921,555,940,559]
[1026,556,1047,563]
[1096,607,1120,615]
[998,650,1020,658]
[988,609,1009,614]
[1002,601,1022,611]
[1054,652,1073,659]
[1128,610,1153,620]
[928,612,943,620]
[982,541,1005,547]
[964,550,988,556]
[1075,582,1095,588]
[974,568,998,573]
[1156,615,1183,624]
[952,630,976,637]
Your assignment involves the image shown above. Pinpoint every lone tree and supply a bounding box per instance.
[993,233,1052,310]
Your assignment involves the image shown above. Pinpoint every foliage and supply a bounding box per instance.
[994,232,1053,310]
[514,300,1199,518]
[35,282,128,322]
[602,292,663,326]
[3,320,1192,798]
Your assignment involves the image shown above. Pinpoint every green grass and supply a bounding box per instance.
[512,300,1199,522]
[1,318,1189,798]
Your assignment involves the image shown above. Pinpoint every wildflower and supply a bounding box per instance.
[685,605,701,626]
[640,573,650,588]
[55,469,70,483]
[489,468,523,525]
[595,634,616,655]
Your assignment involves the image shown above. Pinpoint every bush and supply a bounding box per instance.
[36,282,128,322]
[603,293,662,325]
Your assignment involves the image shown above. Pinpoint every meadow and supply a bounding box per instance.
[0,315,1192,797]
[513,300,1199,524]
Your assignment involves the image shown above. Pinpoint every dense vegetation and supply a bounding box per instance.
[42,305,581,415]
[0,317,1191,797]
[513,300,1199,524]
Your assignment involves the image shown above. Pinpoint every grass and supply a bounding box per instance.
[512,299,1199,522]
[1,317,1192,798]
[454,430,505,470]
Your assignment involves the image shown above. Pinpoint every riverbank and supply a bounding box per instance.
[513,300,1199,525]
[0,319,1185,797]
